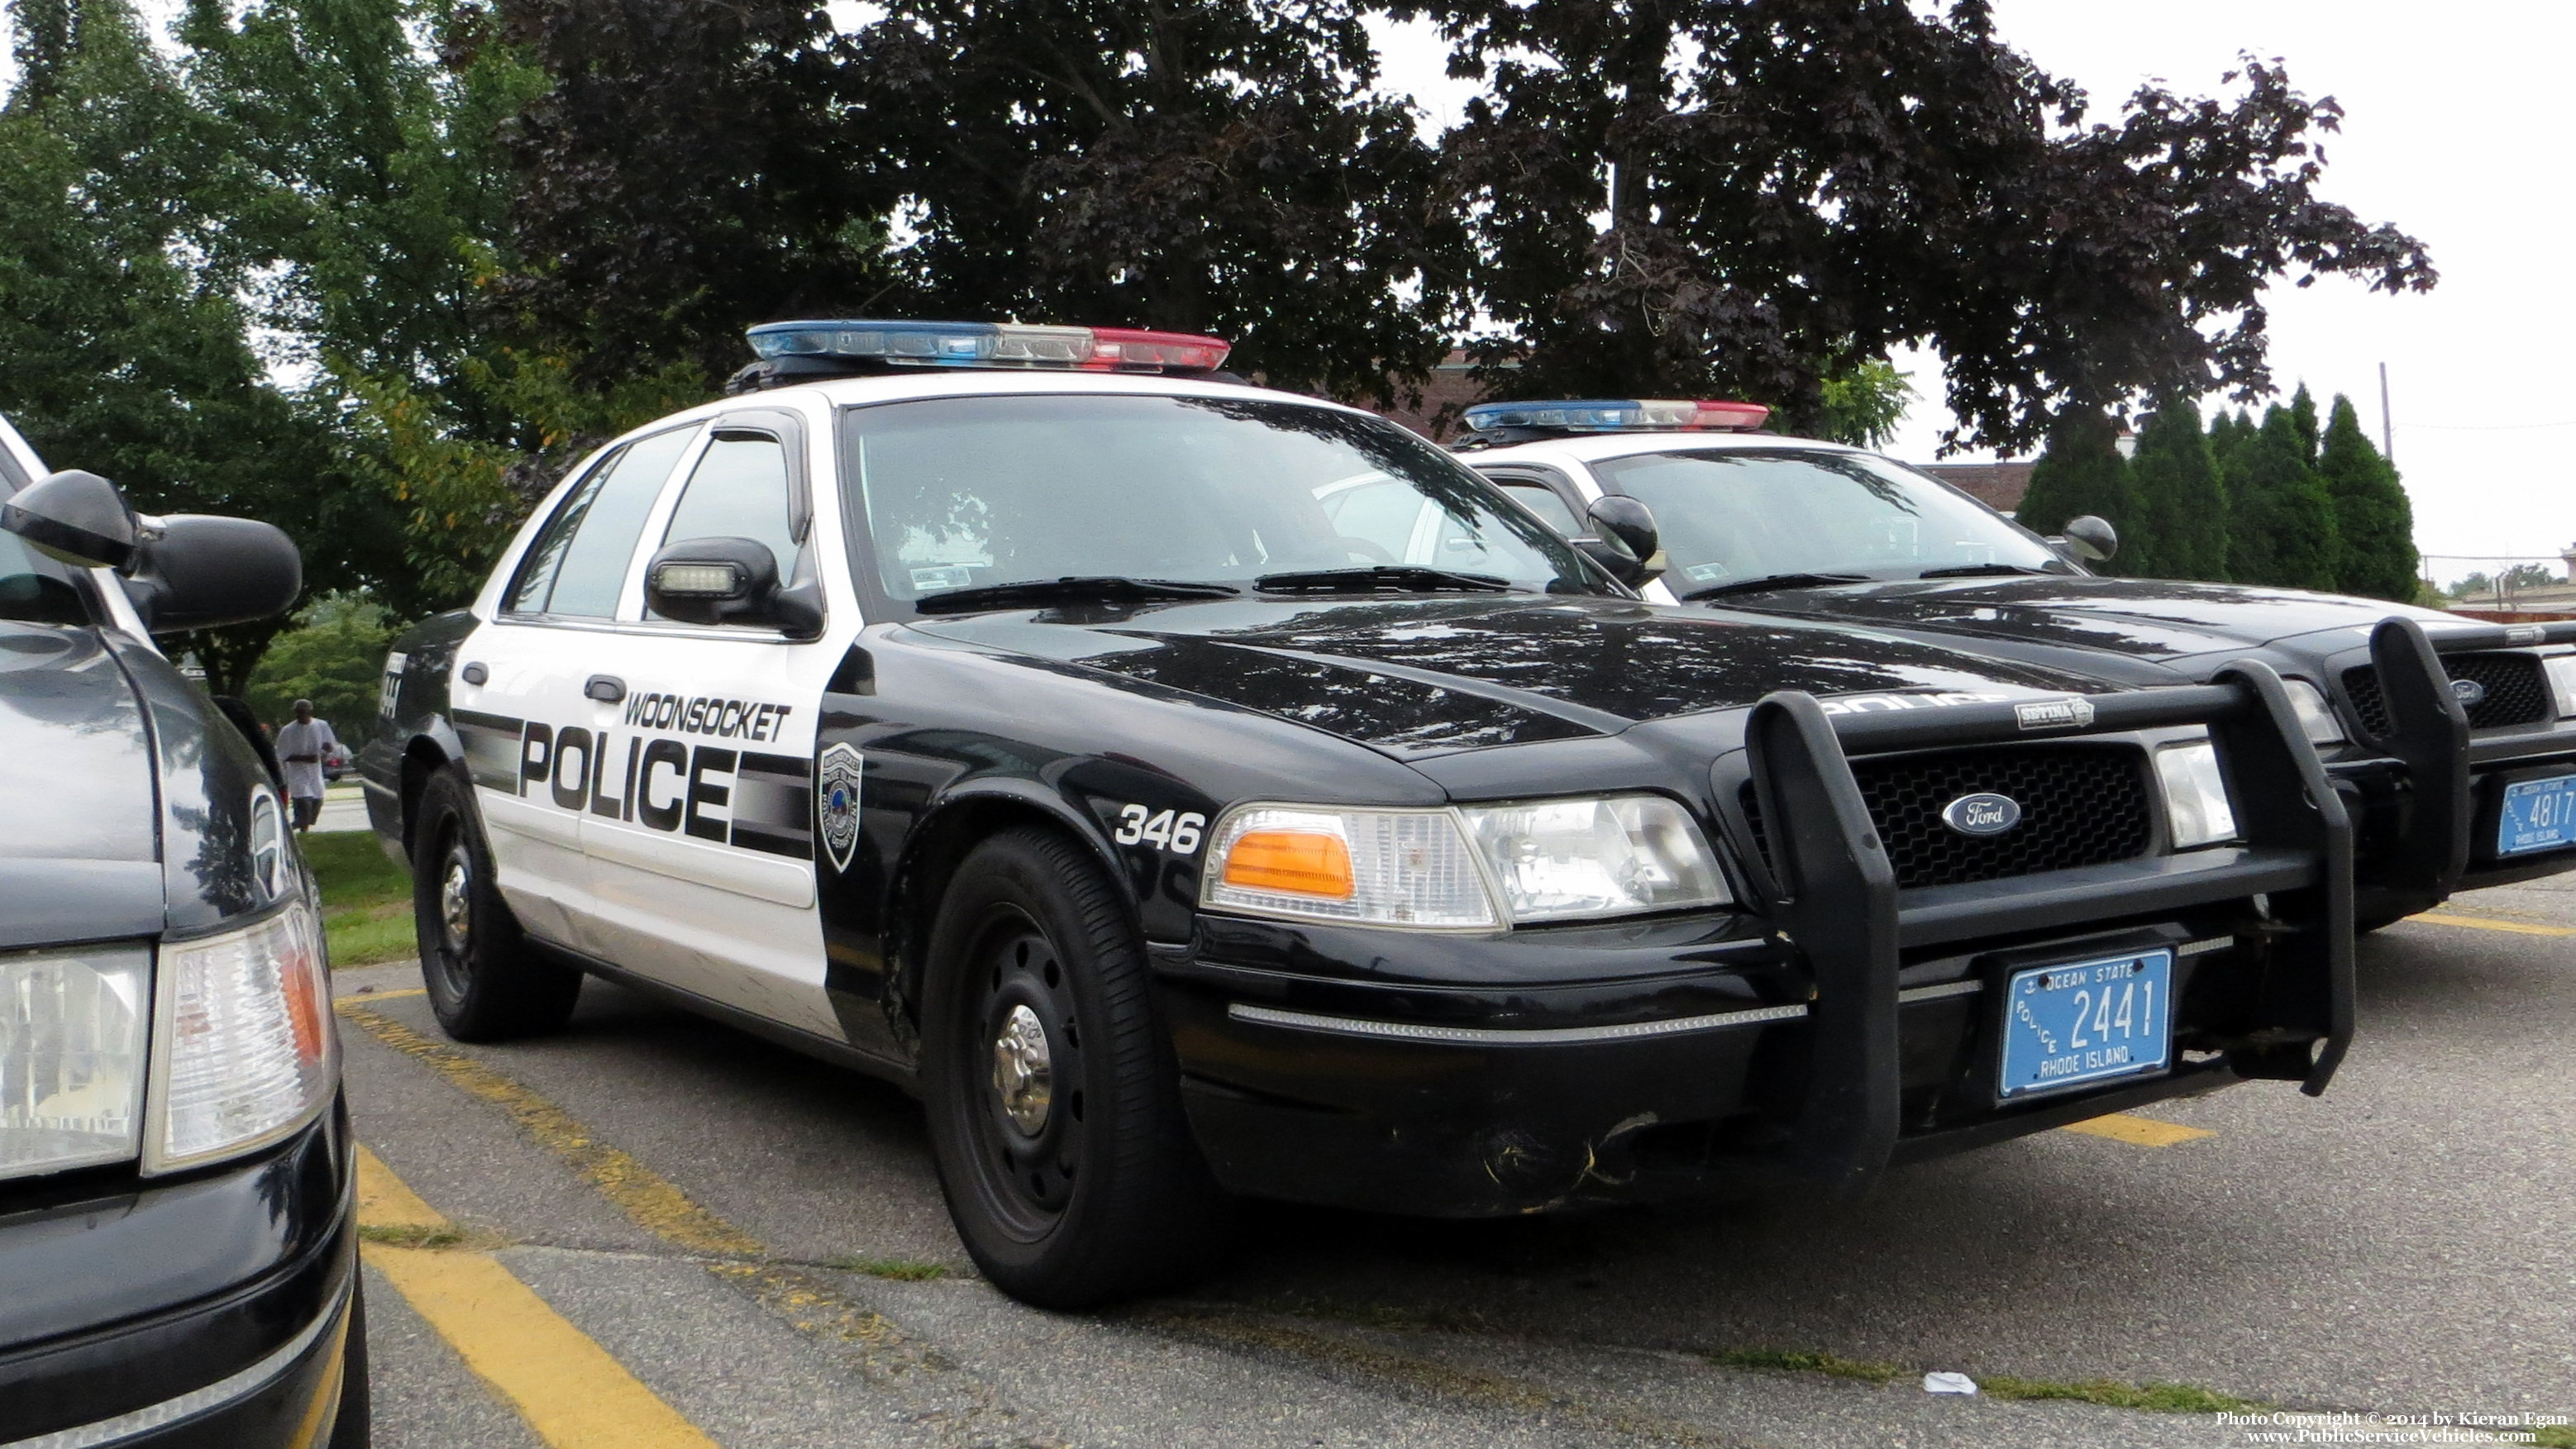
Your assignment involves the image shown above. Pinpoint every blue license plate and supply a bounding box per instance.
[1997,950,2174,1100]
[2498,774,2576,856]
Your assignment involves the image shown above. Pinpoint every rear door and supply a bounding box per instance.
[456,424,701,949]
[571,407,852,1038]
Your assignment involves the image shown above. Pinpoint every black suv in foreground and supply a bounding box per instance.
[0,418,365,1447]
[369,320,2363,1308]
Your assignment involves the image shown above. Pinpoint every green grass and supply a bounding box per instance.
[821,1256,952,1282]
[303,831,417,968]
[1703,1346,2268,1414]
[1703,1347,1906,1385]
[355,1223,469,1251]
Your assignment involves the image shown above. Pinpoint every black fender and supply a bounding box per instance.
[358,609,478,860]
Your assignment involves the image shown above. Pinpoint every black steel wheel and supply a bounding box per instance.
[412,770,580,1041]
[921,827,1230,1308]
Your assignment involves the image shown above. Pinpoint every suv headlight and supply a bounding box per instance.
[145,899,335,1173]
[2545,655,2576,718]
[1201,795,1729,929]
[1,946,150,1181]
[2154,739,2239,850]
[2283,679,2346,745]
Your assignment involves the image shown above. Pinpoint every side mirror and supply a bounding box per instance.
[2,469,147,568]
[1577,494,1667,589]
[2052,514,2119,564]
[645,536,823,637]
[123,516,303,632]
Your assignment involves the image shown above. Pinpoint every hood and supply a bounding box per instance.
[1714,575,2468,664]
[904,595,2120,759]
[0,622,162,949]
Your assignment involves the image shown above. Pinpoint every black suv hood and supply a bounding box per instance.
[905,595,2120,758]
[1713,575,2470,665]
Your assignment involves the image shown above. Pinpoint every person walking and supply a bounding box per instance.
[275,698,340,832]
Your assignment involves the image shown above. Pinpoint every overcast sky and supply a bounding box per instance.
[10,3,2562,574]
[1374,2,2574,577]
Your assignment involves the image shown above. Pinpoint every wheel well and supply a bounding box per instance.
[886,796,1128,1046]
[398,739,456,859]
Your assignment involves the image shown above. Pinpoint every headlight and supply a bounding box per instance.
[2154,739,2239,850]
[2546,655,2576,718]
[145,900,335,1173]
[2283,679,2346,745]
[1200,795,1729,929]
[1457,795,1729,922]
[2,946,150,1180]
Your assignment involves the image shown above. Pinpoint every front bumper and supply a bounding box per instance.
[0,1107,357,1448]
[1162,667,2353,1216]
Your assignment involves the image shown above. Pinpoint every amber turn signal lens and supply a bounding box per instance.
[1221,829,1355,898]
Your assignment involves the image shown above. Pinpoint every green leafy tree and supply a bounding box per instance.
[1813,359,1915,450]
[1406,0,2435,450]
[2124,402,2228,582]
[2223,405,2339,589]
[244,591,395,747]
[2445,564,2555,603]
[2316,394,2416,602]
[2287,384,2321,465]
[2011,411,2135,570]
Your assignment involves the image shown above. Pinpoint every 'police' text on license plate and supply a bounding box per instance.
[1997,949,2173,1100]
[2497,774,2576,857]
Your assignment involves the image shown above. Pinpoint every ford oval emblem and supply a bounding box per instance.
[2450,677,2488,708]
[1941,792,2023,837]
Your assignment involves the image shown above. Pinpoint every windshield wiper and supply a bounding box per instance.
[1918,563,2058,579]
[1677,572,1870,601]
[1253,565,1518,595]
[913,576,1241,615]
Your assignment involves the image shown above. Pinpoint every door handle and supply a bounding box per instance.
[460,661,488,685]
[585,674,627,703]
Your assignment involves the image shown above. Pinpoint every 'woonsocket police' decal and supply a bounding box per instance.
[457,703,812,860]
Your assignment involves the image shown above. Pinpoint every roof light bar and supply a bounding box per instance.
[1461,399,1772,433]
[745,320,1231,373]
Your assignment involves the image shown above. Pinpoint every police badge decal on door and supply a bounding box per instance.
[817,741,864,874]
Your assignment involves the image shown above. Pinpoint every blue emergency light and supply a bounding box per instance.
[745,319,1232,373]
[1460,398,1772,434]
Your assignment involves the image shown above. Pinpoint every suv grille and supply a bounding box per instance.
[1740,743,2155,891]
[2342,652,2551,736]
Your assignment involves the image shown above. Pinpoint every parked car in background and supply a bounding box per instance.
[1457,400,2560,931]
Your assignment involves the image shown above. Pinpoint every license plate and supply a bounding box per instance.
[1997,950,2173,1100]
[2497,774,2576,856]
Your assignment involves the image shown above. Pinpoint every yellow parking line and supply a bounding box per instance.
[2407,912,2576,938]
[2061,1112,2214,1147]
[355,1146,720,1449]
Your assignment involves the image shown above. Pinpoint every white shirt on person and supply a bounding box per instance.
[274,718,340,800]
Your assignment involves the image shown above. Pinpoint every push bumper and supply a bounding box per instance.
[0,1108,358,1449]
[1162,665,2353,1215]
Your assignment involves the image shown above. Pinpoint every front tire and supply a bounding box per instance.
[412,770,581,1041]
[921,827,1230,1308]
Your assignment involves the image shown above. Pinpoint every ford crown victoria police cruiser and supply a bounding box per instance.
[365,322,2360,1308]
[1457,400,2550,932]
[0,413,366,1447]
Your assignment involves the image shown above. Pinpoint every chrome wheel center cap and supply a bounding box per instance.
[440,856,473,951]
[990,1003,1055,1135]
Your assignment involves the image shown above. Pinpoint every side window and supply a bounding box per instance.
[1495,480,1582,536]
[657,430,800,581]
[1314,474,1433,561]
[505,427,699,618]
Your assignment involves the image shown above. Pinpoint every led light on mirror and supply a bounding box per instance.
[2155,739,2238,850]
[148,901,335,1173]
[1203,806,1497,928]
[2283,679,2346,745]
[1,946,149,1180]
[1458,795,1729,922]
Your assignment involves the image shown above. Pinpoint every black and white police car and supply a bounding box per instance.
[1455,399,2564,931]
[365,322,2361,1308]
[1,414,367,1446]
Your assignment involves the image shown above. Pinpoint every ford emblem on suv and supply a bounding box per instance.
[1941,792,2023,837]
[2450,677,2488,708]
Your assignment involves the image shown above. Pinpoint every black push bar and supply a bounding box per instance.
[2365,617,2473,903]
[1741,658,2354,1198]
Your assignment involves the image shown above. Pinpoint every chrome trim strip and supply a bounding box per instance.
[2176,937,2233,958]
[1226,999,1808,1046]
[1896,980,1983,1003]
[2,1280,347,1449]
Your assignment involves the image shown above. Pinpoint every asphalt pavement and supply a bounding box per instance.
[331,878,2576,1449]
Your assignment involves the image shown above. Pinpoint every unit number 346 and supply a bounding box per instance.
[1114,805,1205,855]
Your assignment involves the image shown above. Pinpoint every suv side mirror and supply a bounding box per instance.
[3,469,303,632]
[1578,494,1667,589]
[2052,514,2119,564]
[646,536,823,637]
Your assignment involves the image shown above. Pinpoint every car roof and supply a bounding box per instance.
[1459,430,1868,469]
[644,367,1386,431]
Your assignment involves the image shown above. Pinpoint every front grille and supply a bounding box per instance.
[2342,651,2552,737]
[1740,743,2155,890]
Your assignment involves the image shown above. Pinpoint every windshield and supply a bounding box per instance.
[842,393,1606,607]
[1586,448,2070,589]
[0,443,92,627]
